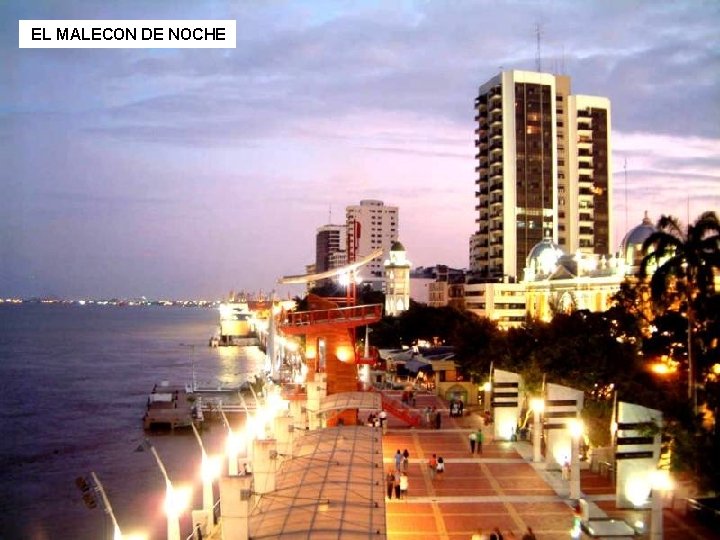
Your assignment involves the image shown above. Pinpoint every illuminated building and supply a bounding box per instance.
[469,70,612,281]
[346,199,398,288]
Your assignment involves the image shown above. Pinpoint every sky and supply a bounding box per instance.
[1,1,718,300]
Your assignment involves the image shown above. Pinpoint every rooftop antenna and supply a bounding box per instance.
[328,204,332,224]
[535,23,542,73]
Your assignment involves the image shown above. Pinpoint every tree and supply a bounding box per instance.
[640,211,720,406]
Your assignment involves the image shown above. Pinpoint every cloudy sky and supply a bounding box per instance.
[1,1,718,299]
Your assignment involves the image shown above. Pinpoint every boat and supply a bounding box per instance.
[142,381,195,430]
[216,302,254,345]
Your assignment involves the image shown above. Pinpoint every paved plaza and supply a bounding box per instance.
[381,392,720,540]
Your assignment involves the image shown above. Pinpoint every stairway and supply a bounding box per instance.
[375,390,422,427]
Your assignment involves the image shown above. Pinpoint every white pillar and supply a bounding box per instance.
[533,407,542,463]
[570,432,581,500]
[219,474,253,540]
[166,484,181,540]
[274,414,294,459]
[252,438,277,495]
[650,488,663,539]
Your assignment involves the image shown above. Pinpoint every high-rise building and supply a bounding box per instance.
[346,199,399,286]
[469,70,612,281]
[315,225,347,274]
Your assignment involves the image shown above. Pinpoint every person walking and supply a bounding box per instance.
[521,526,536,540]
[434,409,442,430]
[402,449,410,472]
[386,469,395,499]
[476,427,484,455]
[424,406,431,427]
[379,410,388,434]
[428,453,437,480]
[436,456,445,478]
[399,471,408,499]
[394,449,403,472]
[394,474,401,500]
[469,431,477,454]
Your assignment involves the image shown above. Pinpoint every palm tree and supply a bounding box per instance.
[640,211,720,409]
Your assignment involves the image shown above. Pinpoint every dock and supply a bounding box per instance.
[143,384,195,430]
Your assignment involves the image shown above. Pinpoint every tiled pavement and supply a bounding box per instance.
[381,391,720,540]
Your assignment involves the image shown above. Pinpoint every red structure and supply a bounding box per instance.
[279,295,382,426]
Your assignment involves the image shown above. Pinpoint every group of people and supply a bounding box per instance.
[366,410,389,432]
[423,406,443,429]
[468,426,484,454]
[449,398,464,417]
[471,526,536,540]
[426,453,445,479]
[386,448,411,499]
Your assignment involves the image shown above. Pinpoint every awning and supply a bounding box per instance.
[318,392,381,414]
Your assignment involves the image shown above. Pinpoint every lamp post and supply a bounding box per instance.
[530,398,544,463]
[191,424,219,523]
[650,470,672,539]
[141,440,188,540]
[568,419,583,500]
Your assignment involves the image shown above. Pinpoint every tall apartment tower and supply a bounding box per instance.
[346,199,399,286]
[469,70,612,280]
[315,224,347,274]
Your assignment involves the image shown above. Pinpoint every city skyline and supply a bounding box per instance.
[2,1,718,299]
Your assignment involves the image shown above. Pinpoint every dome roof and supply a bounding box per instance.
[390,240,406,252]
[621,213,656,267]
[526,237,564,275]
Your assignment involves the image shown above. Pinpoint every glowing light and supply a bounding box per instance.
[483,382,492,392]
[201,455,222,483]
[712,364,720,375]
[226,431,245,459]
[164,485,191,517]
[338,272,350,286]
[567,418,584,439]
[285,340,299,353]
[218,304,234,320]
[530,398,545,413]
[336,345,354,363]
[625,474,651,507]
[305,345,317,359]
[120,533,148,540]
[651,469,673,491]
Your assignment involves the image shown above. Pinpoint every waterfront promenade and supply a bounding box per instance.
[381,391,719,540]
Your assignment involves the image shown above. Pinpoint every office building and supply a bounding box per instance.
[346,199,399,287]
[315,225,347,274]
[470,70,612,281]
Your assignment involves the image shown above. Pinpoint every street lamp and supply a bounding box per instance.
[140,440,190,540]
[530,398,544,463]
[191,424,220,523]
[567,418,584,500]
[650,470,672,539]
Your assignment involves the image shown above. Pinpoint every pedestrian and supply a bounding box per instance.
[428,453,437,479]
[469,431,477,453]
[489,527,504,540]
[386,468,395,499]
[195,523,203,540]
[424,406,432,427]
[477,427,484,455]
[435,409,442,430]
[399,471,408,499]
[394,449,403,471]
[394,474,401,499]
[402,448,410,472]
[521,526,536,540]
[379,409,388,434]
[562,457,570,480]
[436,456,445,478]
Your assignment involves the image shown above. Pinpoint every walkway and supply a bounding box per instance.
[380,391,720,540]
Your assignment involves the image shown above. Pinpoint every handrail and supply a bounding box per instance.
[280,303,382,328]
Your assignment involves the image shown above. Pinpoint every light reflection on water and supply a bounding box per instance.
[0,304,264,540]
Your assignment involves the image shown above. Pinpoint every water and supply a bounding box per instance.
[0,304,264,540]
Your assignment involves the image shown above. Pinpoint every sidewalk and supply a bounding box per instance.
[381,394,720,540]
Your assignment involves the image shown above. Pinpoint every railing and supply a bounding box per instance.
[368,388,421,427]
[281,304,383,328]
